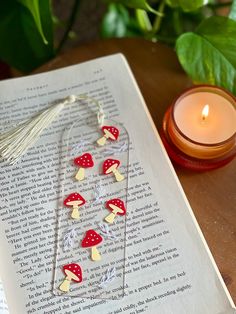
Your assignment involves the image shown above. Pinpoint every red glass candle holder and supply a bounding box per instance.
[161,85,236,171]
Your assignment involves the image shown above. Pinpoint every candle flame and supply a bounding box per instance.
[201,104,209,120]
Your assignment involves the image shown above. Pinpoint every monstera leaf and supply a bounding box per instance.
[176,16,236,94]
[0,0,54,72]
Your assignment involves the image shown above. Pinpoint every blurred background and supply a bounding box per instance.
[53,0,230,50]
[53,0,106,49]
[0,0,235,95]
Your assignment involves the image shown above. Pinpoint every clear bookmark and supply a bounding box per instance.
[53,114,129,299]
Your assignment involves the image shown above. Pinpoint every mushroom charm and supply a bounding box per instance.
[105,198,126,224]
[64,193,86,220]
[103,158,124,182]
[74,153,94,181]
[97,125,119,146]
[81,230,103,261]
[59,263,82,292]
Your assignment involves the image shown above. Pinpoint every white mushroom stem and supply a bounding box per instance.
[97,134,108,146]
[105,211,117,224]
[112,168,124,182]
[71,204,80,220]
[59,276,71,292]
[91,246,101,261]
[75,167,85,181]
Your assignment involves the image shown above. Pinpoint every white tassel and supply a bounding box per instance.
[0,94,104,165]
[0,101,66,165]
[0,94,105,165]
[0,95,79,165]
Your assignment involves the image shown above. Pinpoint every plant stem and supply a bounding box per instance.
[173,10,183,36]
[152,0,166,34]
[56,0,81,54]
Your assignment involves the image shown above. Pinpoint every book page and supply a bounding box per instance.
[0,279,9,314]
[0,54,235,314]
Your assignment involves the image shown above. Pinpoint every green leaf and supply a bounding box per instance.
[176,16,236,94]
[106,0,163,16]
[101,4,128,37]
[166,0,205,12]
[135,9,152,32]
[101,3,142,38]
[229,0,236,21]
[18,0,48,44]
[0,1,54,72]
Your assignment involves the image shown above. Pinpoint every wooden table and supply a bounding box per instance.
[35,38,236,302]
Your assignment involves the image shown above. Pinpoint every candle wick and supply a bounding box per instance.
[201,115,207,125]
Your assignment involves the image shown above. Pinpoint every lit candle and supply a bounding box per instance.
[162,85,236,170]
[201,104,209,122]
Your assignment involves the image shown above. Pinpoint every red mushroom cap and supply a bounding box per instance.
[74,153,94,168]
[81,230,103,248]
[103,158,120,174]
[102,125,119,140]
[63,263,82,283]
[106,198,126,216]
[64,193,86,207]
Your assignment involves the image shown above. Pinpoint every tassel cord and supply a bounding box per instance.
[74,94,105,127]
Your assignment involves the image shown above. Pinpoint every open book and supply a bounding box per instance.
[0,54,235,314]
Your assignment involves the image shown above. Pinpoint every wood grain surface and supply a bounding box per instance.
[35,38,236,302]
